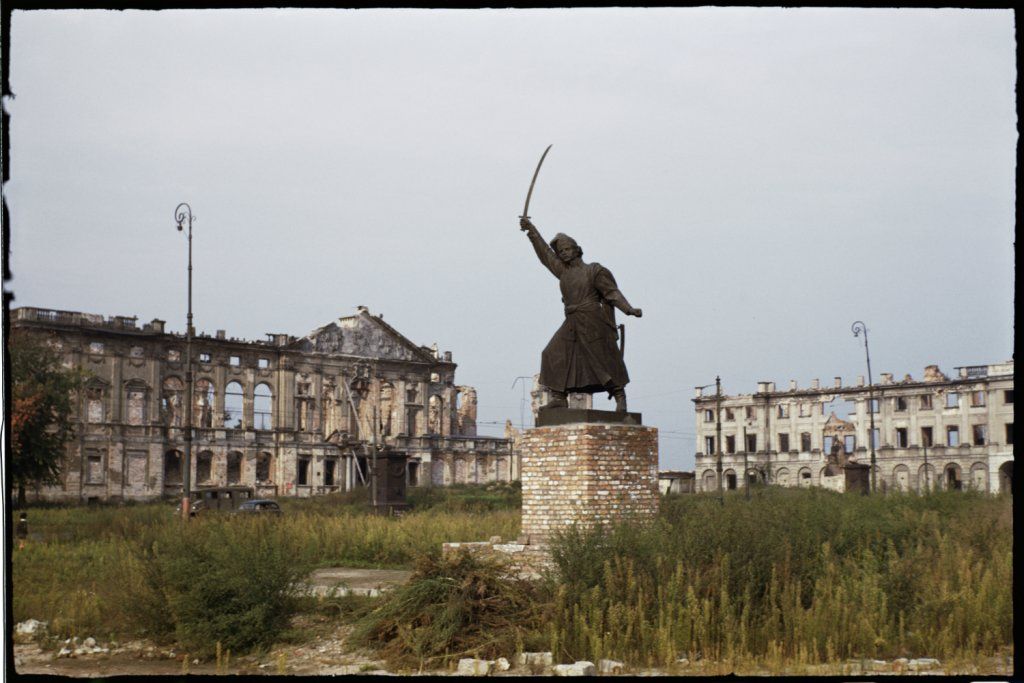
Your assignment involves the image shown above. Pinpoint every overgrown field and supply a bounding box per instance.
[11,485,1012,671]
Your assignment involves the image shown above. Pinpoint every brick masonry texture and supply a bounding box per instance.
[520,423,659,540]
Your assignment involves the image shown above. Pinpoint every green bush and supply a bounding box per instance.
[123,516,311,656]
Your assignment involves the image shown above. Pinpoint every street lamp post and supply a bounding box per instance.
[716,376,723,505]
[511,376,532,430]
[175,203,195,520]
[851,321,877,494]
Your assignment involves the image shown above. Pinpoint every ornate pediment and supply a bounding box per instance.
[294,310,434,363]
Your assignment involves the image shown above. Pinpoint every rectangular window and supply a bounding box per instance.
[1006,423,1014,445]
[798,402,809,417]
[724,408,734,421]
[229,355,240,367]
[89,342,104,354]
[844,434,856,453]
[777,404,789,418]
[921,426,933,448]
[745,406,755,419]
[167,349,181,361]
[896,427,908,448]
[869,398,879,413]
[86,453,104,484]
[920,394,933,409]
[258,358,269,369]
[778,433,790,452]
[725,435,735,454]
[199,352,211,363]
[704,436,715,454]
[972,424,987,446]
[297,457,310,486]
[895,396,908,412]
[971,391,986,407]
[871,428,880,449]
[945,392,959,409]
[800,432,811,452]
[1004,390,1014,405]
[823,435,834,454]
[946,426,960,447]
[745,433,757,452]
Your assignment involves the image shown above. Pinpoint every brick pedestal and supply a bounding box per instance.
[520,422,659,541]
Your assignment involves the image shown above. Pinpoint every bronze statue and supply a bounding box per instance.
[519,217,642,412]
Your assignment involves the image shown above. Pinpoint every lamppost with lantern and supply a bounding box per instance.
[175,203,195,519]
[851,321,877,493]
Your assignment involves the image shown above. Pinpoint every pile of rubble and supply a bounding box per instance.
[456,653,625,676]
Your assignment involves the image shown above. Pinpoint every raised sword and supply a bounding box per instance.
[520,144,553,220]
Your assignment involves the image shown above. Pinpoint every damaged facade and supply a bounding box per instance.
[693,362,1013,495]
[12,306,517,503]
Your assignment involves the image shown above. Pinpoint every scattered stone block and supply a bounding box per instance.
[599,659,624,673]
[892,657,909,672]
[909,658,940,671]
[457,658,495,676]
[870,659,889,672]
[553,661,596,676]
[494,657,511,672]
[83,637,97,648]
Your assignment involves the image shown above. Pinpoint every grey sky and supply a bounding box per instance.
[4,8,1016,470]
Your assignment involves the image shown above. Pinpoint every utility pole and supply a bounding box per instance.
[743,426,750,500]
[716,375,723,505]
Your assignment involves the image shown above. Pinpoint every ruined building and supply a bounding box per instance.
[693,361,1013,495]
[12,306,518,503]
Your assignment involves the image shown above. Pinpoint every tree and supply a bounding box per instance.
[9,331,84,506]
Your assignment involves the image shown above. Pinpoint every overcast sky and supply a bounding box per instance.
[4,8,1016,470]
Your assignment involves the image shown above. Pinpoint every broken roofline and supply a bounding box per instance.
[692,365,1014,404]
[13,305,454,364]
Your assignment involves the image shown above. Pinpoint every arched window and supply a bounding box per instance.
[196,450,213,485]
[162,377,185,426]
[893,464,910,491]
[225,381,244,429]
[125,381,148,426]
[254,384,273,431]
[918,463,936,492]
[724,469,737,490]
[969,462,988,492]
[194,378,215,428]
[164,450,183,484]
[702,469,717,491]
[226,451,243,484]
[428,395,443,434]
[798,467,813,488]
[775,467,791,487]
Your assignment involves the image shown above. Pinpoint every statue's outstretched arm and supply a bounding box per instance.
[519,217,563,278]
[595,266,643,317]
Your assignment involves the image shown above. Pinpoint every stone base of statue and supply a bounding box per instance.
[443,408,658,578]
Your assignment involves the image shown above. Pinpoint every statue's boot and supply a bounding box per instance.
[612,388,627,413]
[540,390,568,410]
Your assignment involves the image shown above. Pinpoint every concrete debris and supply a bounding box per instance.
[83,637,97,649]
[515,651,554,670]
[909,658,941,671]
[553,661,596,676]
[494,657,511,672]
[14,620,48,639]
[675,658,690,667]
[456,658,494,676]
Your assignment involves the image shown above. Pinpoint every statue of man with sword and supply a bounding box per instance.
[518,146,643,413]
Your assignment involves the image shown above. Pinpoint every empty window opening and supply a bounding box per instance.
[167,349,181,361]
[704,436,715,454]
[704,409,715,423]
[823,435,834,454]
[162,377,185,426]
[745,433,757,452]
[800,432,811,452]
[258,358,269,369]
[725,472,737,490]
[256,452,273,482]
[199,352,211,363]
[225,381,244,429]
[1004,390,1014,405]
[355,456,369,484]
[778,433,790,452]
[869,398,879,414]
[229,355,240,367]
[844,434,856,453]
[946,466,962,491]
[197,451,213,484]
[297,457,311,486]
[871,428,880,449]
[1006,423,1014,445]
[324,459,337,487]
[227,452,242,484]
[254,384,273,430]
[895,396,908,412]
[945,392,959,409]
[920,394,933,409]
[408,461,420,486]
[164,451,182,484]
[896,427,908,448]
[921,426,934,448]
[724,408,734,421]
[89,342,104,354]
[725,435,735,454]
[744,406,754,419]
[946,426,960,447]
[971,391,986,407]
[798,402,809,417]
[194,378,215,428]
[972,424,987,446]
[777,404,789,418]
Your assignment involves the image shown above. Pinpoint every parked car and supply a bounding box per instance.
[173,486,256,516]
[235,499,282,515]
[173,499,208,517]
